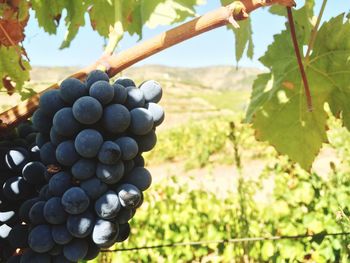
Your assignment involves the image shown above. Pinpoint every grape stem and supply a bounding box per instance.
[287,7,313,112]
[0,0,296,132]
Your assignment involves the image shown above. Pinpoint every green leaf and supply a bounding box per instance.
[31,0,65,34]
[233,19,253,62]
[0,46,30,94]
[315,16,350,130]
[144,0,203,28]
[88,0,116,37]
[261,241,275,260]
[270,1,315,45]
[220,0,253,62]
[246,15,350,169]
[59,1,87,49]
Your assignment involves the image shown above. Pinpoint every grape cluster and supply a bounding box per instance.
[0,122,49,262]
[19,70,164,262]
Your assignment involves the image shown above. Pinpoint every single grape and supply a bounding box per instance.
[5,147,30,171]
[29,201,46,225]
[49,171,72,197]
[40,142,57,165]
[111,83,127,104]
[139,80,162,103]
[71,158,96,180]
[146,102,164,126]
[67,210,95,238]
[28,224,55,253]
[96,161,124,184]
[3,176,32,200]
[22,161,46,185]
[115,77,135,88]
[61,187,90,215]
[56,140,79,166]
[92,219,119,248]
[102,104,130,134]
[133,155,144,167]
[63,238,88,262]
[115,208,135,224]
[60,78,88,104]
[98,141,121,165]
[83,241,101,260]
[115,137,138,161]
[50,127,68,146]
[129,108,154,135]
[95,190,121,219]
[89,80,114,105]
[74,129,103,158]
[44,197,68,224]
[123,167,152,191]
[52,224,73,245]
[39,184,53,201]
[116,223,131,242]
[117,184,142,209]
[72,96,103,125]
[125,87,145,109]
[134,129,157,152]
[86,70,109,89]
[39,89,66,117]
[80,178,108,200]
[52,107,81,137]
[32,109,52,134]
[19,197,40,223]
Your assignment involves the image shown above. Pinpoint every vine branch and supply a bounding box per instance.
[305,0,328,62]
[0,0,296,132]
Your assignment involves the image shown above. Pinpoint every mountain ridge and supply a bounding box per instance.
[30,65,262,91]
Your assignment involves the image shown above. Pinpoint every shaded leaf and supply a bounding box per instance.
[220,0,253,62]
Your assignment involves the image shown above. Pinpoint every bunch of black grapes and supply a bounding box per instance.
[21,70,164,262]
[0,122,49,262]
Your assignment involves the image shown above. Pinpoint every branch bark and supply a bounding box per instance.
[0,0,295,132]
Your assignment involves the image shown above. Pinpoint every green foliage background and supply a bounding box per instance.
[87,114,350,262]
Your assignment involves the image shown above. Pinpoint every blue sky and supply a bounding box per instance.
[23,0,348,69]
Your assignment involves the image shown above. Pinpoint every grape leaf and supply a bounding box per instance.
[122,0,143,38]
[270,0,315,45]
[0,17,28,47]
[0,0,29,46]
[88,0,116,37]
[0,46,30,94]
[144,0,203,28]
[220,0,253,62]
[31,0,65,34]
[246,14,350,169]
[59,1,87,49]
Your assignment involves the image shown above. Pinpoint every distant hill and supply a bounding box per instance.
[30,65,262,91]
